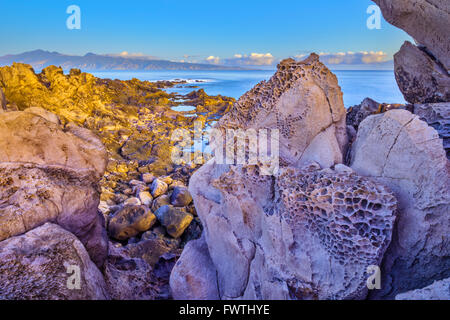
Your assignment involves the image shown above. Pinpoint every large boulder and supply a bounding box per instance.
[0,108,108,266]
[0,223,109,300]
[414,102,450,158]
[394,41,450,104]
[170,235,219,300]
[185,162,397,300]
[372,0,450,70]
[350,109,450,299]
[172,55,397,300]
[215,54,347,169]
[396,278,450,300]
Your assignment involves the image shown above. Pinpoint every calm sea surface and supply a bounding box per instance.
[92,69,405,108]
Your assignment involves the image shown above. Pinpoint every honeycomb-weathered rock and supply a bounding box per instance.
[277,165,397,269]
[181,161,397,300]
[215,54,347,169]
[350,109,450,299]
[0,223,109,300]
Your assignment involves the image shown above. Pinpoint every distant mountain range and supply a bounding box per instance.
[0,50,246,71]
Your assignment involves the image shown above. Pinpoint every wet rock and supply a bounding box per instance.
[350,109,450,299]
[108,205,156,241]
[170,186,193,207]
[154,205,193,239]
[123,197,141,206]
[151,178,168,198]
[138,191,153,206]
[0,223,109,300]
[142,173,155,184]
[151,194,171,212]
[394,41,450,104]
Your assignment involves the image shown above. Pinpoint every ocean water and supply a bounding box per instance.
[92,69,405,108]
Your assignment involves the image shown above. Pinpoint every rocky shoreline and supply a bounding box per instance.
[0,0,448,300]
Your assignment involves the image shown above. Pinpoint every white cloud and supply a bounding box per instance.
[204,53,275,66]
[104,51,159,60]
[205,55,221,64]
[295,51,390,65]
[227,53,275,66]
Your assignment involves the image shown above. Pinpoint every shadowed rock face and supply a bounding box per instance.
[373,0,450,70]
[394,42,450,104]
[0,108,108,267]
[170,235,220,300]
[350,109,450,299]
[0,223,109,300]
[414,103,450,158]
[396,278,450,300]
[216,54,348,169]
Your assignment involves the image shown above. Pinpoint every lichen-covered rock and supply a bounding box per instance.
[108,205,156,241]
[170,235,219,300]
[154,205,193,238]
[350,109,450,299]
[0,108,108,267]
[0,223,109,300]
[414,102,450,158]
[373,0,450,70]
[186,161,397,300]
[395,278,450,300]
[394,41,450,104]
[215,54,347,169]
[151,178,168,198]
[170,186,193,207]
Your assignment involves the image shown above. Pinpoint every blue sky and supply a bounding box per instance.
[0,0,412,67]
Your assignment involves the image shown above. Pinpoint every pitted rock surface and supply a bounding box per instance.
[179,161,397,300]
[214,54,347,169]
